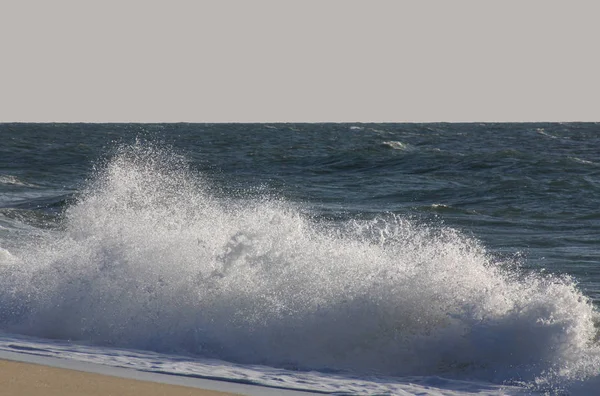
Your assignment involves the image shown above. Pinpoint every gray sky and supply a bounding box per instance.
[1,0,598,122]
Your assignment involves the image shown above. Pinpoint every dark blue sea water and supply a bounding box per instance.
[1,123,600,395]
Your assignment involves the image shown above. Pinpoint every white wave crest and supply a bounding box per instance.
[382,141,413,151]
[1,142,599,391]
[0,175,37,187]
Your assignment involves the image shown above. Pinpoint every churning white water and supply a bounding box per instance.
[1,143,599,393]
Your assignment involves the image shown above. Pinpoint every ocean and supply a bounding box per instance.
[1,123,599,395]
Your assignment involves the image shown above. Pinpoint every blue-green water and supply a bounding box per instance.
[1,123,600,394]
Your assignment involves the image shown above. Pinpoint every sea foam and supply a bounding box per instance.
[0,142,599,391]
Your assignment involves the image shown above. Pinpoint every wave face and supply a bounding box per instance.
[1,142,599,389]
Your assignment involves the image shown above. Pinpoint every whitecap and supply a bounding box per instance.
[536,129,559,139]
[382,141,413,151]
[0,175,37,187]
[570,157,599,166]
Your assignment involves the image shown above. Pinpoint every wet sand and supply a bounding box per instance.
[0,359,240,396]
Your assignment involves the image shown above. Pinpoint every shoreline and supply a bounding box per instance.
[0,359,238,396]
[0,351,318,396]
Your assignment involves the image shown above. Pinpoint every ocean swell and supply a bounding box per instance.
[0,143,599,389]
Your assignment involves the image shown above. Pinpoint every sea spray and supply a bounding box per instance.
[0,142,599,390]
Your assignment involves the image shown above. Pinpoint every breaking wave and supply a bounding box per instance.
[1,142,599,391]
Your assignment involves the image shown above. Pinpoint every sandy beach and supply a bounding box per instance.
[0,359,240,396]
